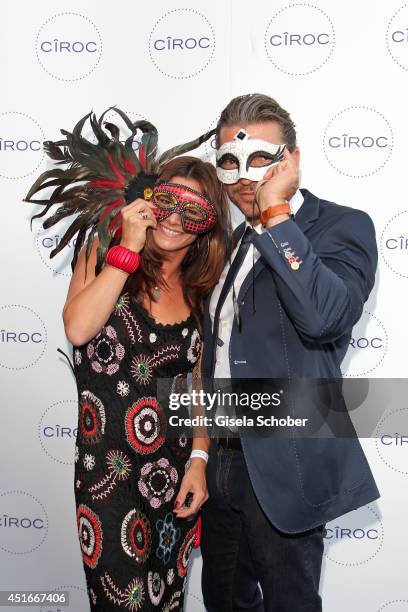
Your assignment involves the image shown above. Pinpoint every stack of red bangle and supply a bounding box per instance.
[106,245,141,274]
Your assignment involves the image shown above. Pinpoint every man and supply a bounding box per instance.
[200,93,380,611]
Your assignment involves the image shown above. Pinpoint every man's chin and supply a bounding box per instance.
[234,199,260,222]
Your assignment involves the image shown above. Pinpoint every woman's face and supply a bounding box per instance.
[151,175,203,253]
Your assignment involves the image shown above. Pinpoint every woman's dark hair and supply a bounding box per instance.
[123,155,230,324]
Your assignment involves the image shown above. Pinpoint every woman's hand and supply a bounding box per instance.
[120,198,157,253]
[173,458,208,519]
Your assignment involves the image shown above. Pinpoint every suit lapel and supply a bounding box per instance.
[238,257,265,302]
[211,221,246,315]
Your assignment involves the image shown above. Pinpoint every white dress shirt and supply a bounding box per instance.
[209,189,304,379]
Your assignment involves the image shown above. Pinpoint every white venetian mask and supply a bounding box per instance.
[216,128,286,185]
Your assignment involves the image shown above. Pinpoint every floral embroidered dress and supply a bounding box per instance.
[72,291,202,611]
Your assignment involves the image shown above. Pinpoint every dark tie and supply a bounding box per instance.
[211,227,255,369]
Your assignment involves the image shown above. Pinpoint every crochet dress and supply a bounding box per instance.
[72,291,202,611]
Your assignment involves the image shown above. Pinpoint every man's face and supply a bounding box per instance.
[217,121,299,223]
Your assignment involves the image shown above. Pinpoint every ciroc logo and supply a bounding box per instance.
[149,9,215,79]
[324,106,393,178]
[387,4,408,72]
[324,504,383,566]
[35,12,102,81]
[0,112,44,180]
[342,310,388,377]
[35,218,78,277]
[264,3,335,76]
[39,400,78,465]
[0,305,47,370]
[380,210,408,279]
[0,491,48,554]
[375,407,408,476]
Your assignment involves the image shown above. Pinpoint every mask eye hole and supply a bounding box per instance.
[248,155,274,168]
[184,203,207,221]
[247,150,280,168]
[217,154,239,170]
[154,193,176,208]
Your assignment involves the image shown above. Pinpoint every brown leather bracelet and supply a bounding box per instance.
[260,203,292,225]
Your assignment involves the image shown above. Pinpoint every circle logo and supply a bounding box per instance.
[386,4,408,72]
[264,3,335,76]
[40,585,88,612]
[0,491,48,554]
[324,504,383,566]
[380,210,408,279]
[0,112,44,180]
[323,106,393,178]
[341,311,388,377]
[35,12,102,82]
[0,305,47,370]
[86,109,145,153]
[35,216,78,277]
[149,9,215,79]
[202,116,219,160]
[375,407,408,475]
[39,400,78,465]
[378,602,408,612]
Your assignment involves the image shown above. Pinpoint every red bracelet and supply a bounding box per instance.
[106,245,141,274]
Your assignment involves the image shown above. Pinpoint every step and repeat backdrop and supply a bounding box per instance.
[1,0,408,610]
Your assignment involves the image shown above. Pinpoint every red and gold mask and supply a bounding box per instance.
[148,182,217,234]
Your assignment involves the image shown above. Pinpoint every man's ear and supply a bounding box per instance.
[290,147,300,167]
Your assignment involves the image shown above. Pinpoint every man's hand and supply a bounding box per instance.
[173,458,208,519]
[256,148,300,212]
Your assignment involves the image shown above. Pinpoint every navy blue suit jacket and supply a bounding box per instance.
[201,188,380,533]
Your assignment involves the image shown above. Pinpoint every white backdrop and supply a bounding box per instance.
[1,0,408,610]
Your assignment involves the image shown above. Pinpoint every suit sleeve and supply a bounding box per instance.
[252,210,378,343]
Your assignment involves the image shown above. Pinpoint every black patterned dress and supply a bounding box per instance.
[72,291,202,611]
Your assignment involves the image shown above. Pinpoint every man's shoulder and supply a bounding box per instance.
[302,188,374,229]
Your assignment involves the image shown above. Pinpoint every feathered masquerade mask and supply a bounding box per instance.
[23,107,216,274]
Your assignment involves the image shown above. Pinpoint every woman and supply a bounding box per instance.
[24,110,228,611]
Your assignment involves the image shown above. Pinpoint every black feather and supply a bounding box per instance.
[23,107,216,274]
